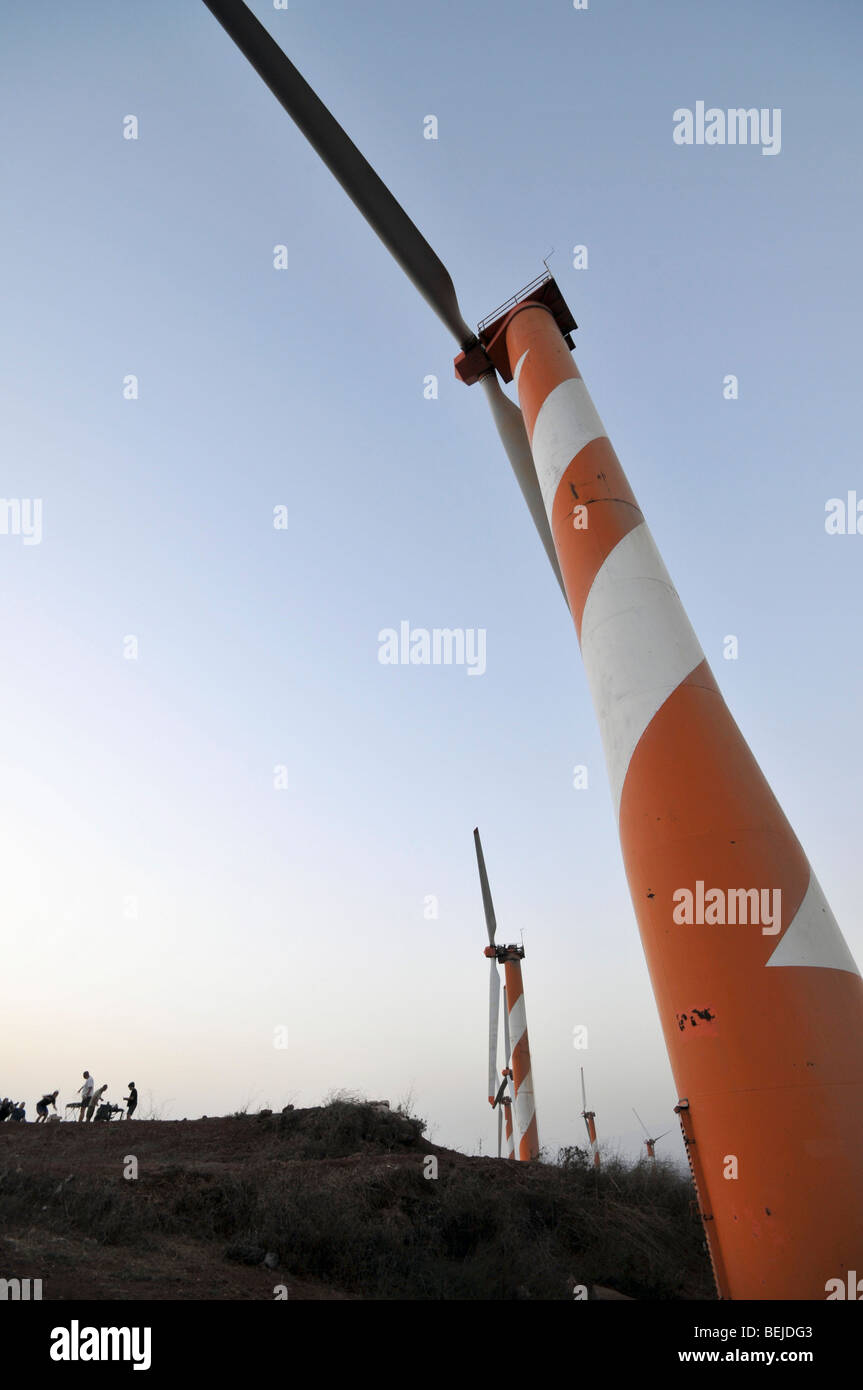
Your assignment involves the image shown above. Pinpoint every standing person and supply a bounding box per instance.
[35,1091,59,1123]
[77,1072,94,1122]
[124,1082,138,1119]
[87,1083,108,1122]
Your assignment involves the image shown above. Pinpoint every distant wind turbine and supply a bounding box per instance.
[474,828,538,1160]
[633,1107,672,1163]
[580,1068,600,1169]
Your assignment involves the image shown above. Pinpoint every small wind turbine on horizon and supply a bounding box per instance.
[633,1107,672,1164]
[580,1067,600,1170]
[474,828,538,1161]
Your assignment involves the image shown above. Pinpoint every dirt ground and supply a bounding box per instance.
[0,1116,377,1300]
[0,1111,712,1301]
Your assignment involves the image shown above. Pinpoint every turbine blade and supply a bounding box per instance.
[581,1067,587,1113]
[202,0,475,348]
[502,984,512,1066]
[655,1130,672,1143]
[478,373,568,605]
[632,1107,650,1139]
[488,958,500,1104]
[473,827,497,947]
[202,1,573,610]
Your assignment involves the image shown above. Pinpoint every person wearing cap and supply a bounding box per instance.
[124,1082,138,1119]
[35,1090,60,1123]
[77,1071,95,1122]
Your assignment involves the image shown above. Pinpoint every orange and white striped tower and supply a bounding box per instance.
[502,1088,515,1159]
[496,946,539,1161]
[460,286,863,1298]
[580,1067,600,1169]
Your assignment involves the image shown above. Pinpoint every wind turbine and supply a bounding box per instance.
[633,1107,671,1164]
[474,828,538,1161]
[201,0,863,1299]
[580,1067,600,1170]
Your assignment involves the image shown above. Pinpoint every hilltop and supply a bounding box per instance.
[0,1098,714,1300]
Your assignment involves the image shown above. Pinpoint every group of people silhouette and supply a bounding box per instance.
[0,1074,139,1123]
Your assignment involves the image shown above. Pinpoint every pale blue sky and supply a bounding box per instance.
[1,0,861,1160]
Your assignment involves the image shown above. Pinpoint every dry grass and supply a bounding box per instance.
[0,1101,714,1300]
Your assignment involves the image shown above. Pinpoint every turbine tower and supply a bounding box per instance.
[490,981,516,1160]
[633,1107,671,1164]
[580,1067,600,1169]
[202,0,863,1298]
[474,828,539,1161]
